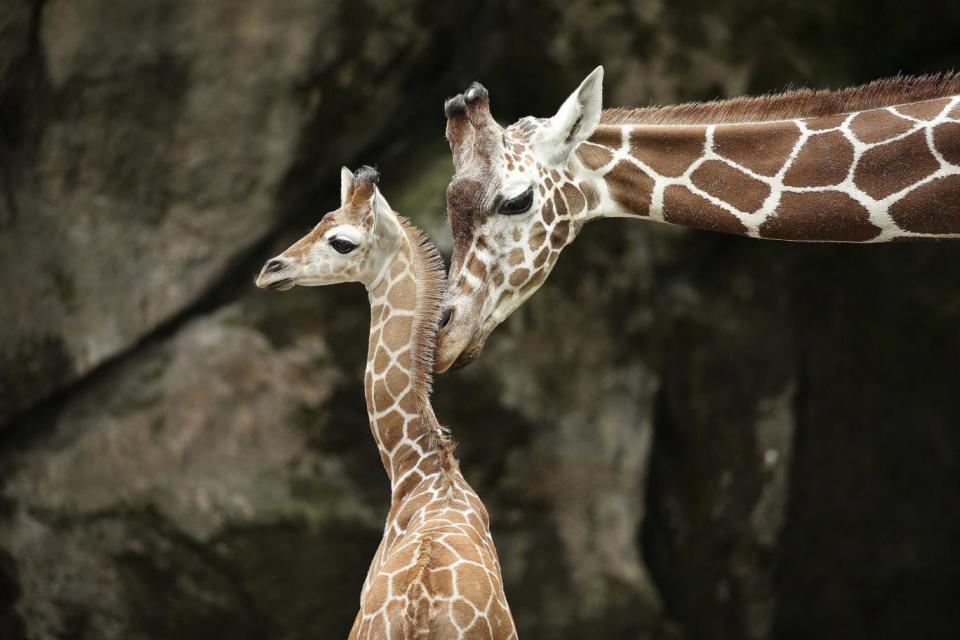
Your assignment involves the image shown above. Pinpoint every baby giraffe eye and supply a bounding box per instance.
[329,237,357,254]
[499,188,534,215]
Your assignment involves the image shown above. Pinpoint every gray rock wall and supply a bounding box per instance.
[3,1,960,638]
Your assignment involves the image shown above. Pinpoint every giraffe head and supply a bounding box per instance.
[435,67,605,372]
[256,166,404,292]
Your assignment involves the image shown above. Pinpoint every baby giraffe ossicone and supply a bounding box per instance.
[256,167,517,640]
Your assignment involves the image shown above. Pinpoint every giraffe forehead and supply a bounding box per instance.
[313,209,365,236]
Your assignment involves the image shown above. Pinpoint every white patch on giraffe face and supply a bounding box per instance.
[500,180,533,202]
[323,224,365,248]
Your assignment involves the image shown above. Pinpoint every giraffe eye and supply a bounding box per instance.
[329,237,357,254]
[499,188,534,215]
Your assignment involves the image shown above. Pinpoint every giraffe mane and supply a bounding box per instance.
[397,216,458,473]
[599,72,960,125]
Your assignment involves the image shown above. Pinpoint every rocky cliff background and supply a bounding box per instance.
[2,1,960,638]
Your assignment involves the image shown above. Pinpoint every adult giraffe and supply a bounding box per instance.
[435,67,960,372]
[257,167,516,639]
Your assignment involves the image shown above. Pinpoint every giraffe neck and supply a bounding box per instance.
[364,222,453,505]
[572,95,960,241]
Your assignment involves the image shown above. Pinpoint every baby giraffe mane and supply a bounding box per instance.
[395,215,456,470]
[600,72,960,125]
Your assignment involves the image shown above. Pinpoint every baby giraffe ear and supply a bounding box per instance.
[340,166,354,207]
[370,186,402,248]
[540,66,604,165]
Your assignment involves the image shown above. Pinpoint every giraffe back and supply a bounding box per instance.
[350,473,516,639]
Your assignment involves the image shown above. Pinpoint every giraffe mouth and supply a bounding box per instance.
[436,328,488,372]
[449,334,487,370]
[267,278,295,291]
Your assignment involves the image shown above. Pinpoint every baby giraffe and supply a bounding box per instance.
[256,167,517,640]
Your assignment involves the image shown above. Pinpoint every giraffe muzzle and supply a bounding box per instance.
[435,306,487,372]
[255,256,297,291]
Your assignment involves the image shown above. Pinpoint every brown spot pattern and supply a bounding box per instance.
[580,181,600,210]
[387,278,416,309]
[553,191,567,217]
[532,247,549,268]
[382,316,412,351]
[385,366,408,397]
[715,121,802,176]
[550,220,570,248]
[605,159,654,216]
[467,253,486,279]
[933,122,960,165]
[529,223,547,250]
[508,268,529,287]
[562,183,585,216]
[629,125,707,177]
[849,109,914,143]
[691,160,770,212]
[663,185,748,235]
[377,411,404,450]
[784,131,854,187]
[760,191,880,241]
[890,175,960,233]
[542,198,555,224]
[397,391,416,413]
[373,349,390,374]
[854,130,939,199]
[577,142,614,170]
[588,125,624,150]
[520,269,548,296]
[896,97,950,121]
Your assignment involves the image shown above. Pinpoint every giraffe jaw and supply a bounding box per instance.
[450,333,487,370]
[435,321,489,373]
[267,278,295,291]
[255,268,297,291]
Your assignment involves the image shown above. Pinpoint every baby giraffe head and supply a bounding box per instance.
[256,166,403,292]
[435,67,605,372]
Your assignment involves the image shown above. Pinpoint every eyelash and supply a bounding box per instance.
[329,237,357,254]
[499,188,534,215]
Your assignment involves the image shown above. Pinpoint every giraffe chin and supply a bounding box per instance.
[268,278,296,291]
[437,331,488,373]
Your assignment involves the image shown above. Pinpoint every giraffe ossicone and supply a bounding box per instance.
[256,167,517,640]
[435,68,960,372]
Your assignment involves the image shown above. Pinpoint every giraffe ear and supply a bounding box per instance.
[540,66,604,165]
[340,166,354,207]
[369,186,402,248]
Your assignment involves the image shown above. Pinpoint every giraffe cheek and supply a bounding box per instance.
[519,268,549,297]
[549,220,570,249]
[532,247,549,269]
[529,223,548,251]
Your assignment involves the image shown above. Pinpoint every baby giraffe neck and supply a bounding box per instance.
[363,222,452,504]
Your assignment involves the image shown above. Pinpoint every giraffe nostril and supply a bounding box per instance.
[265,258,286,273]
[439,307,454,330]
